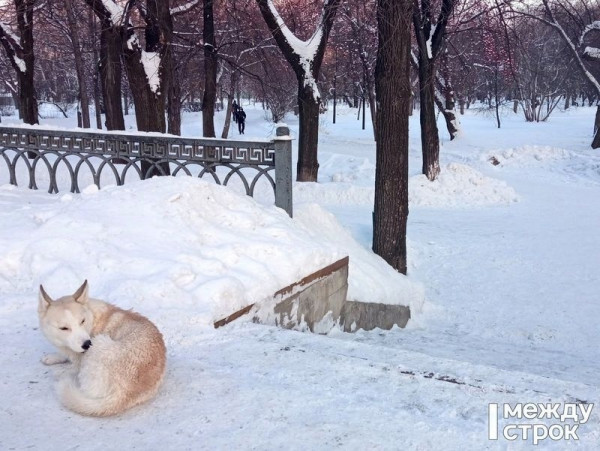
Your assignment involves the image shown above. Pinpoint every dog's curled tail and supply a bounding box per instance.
[57,374,125,417]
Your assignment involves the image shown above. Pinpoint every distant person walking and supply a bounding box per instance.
[237,107,246,134]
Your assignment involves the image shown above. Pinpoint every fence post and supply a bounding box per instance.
[273,125,293,217]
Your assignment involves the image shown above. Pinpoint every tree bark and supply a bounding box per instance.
[65,0,90,128]
[15,0,38,126]
[202,0,217,137]
[592,106,600,149]
[90,10,103,129]
[221,70,238,138]
[121,0,172,176]
[122,53,166,132]
[373,0,412,274]
[412,0,457,181]
[296,83,321,181]
[434,94,459,138]
[418,60,440,181]
[168,59,182,135]
[17,69,37,125]
[440,56,459,139]
[494,70,501,128]
[99,27,125,130]
[0,1,39,155]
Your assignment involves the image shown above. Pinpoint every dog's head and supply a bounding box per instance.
[38,280,94,354]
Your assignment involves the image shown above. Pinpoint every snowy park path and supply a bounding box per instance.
[4,320,598,450]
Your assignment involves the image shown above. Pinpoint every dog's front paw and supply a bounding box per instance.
[41,353,69,365]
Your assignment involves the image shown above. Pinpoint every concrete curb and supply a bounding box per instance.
[213,256,411,333]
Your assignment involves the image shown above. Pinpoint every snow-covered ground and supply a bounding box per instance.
[1,103,599,449]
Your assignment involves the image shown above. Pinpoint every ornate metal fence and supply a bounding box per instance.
[0,125,293,216]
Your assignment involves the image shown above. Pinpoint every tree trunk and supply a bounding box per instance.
[434,95,459,139]
[168,59,181,135]
[442,66,459,139]
[255,0,342,182]
[124,58,166,132]
[17,69,37,126]
[15,0,37,126]
[122,0,171,135]
[373,0,412,274]
[592,105,600,149]
[90,11,102,129]
[296,83,320,181]
[368,88,377,138]
[221,94,234,139]
[65,0,90,128]
[202,0,217,137]
[412,0,457,180]
[221,70,238,138]
[121,0,172,176]
[99,27,125,130]
[418,59,440,181]
[123,80,129,116]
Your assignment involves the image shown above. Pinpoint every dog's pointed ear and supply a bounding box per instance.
[38,285,52,313]
[73,280,89,304]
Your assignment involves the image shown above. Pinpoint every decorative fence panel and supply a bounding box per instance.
[0,125,293,216]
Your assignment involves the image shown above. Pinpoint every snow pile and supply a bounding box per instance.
[294,182,374,205]
[290,155,376,206]
[295,158,518,209]
[409,163,519,207]
[322,155,376,183]
[295,204,424,309]
[0,177,423,327]
[485,145,571,167]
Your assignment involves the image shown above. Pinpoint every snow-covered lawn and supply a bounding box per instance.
[1,104,599,449]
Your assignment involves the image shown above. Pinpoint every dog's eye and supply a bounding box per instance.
[80,319,85,325]
[59,327,70,331]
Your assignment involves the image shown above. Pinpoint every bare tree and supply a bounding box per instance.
[202,0,217,137]
[413,0,458,181]
[373,0,412,274]
[121,0,173,134]
[0,0,38,126]
[256,0,342,182]
[40,0,92,128]
[339,1,378,137]
[84,0,125,130]
[512,0,600,147]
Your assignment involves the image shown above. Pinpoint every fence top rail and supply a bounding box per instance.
[0,125,293,166]
[0,125,277,148]
[0,124,293,216]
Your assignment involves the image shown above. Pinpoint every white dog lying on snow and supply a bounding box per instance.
[38,280,166,416]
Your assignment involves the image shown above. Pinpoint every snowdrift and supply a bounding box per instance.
[0,177,424,328]
[409,163,519,207]
[292,159,519,208]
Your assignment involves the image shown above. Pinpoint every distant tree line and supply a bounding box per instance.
[0,1,598,176]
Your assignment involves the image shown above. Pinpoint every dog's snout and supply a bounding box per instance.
[82,340,92,351]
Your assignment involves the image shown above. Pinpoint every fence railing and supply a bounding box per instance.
[0,124,293,216]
